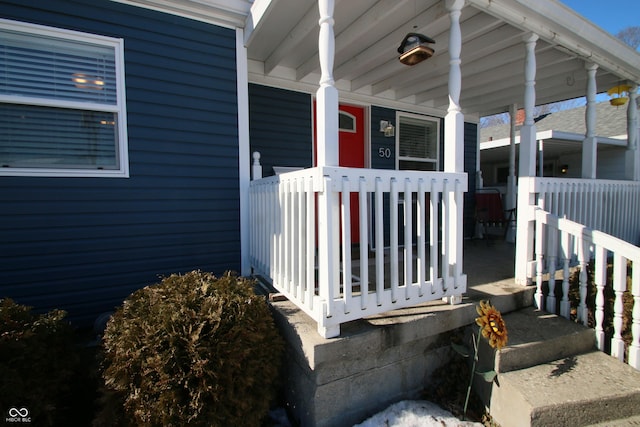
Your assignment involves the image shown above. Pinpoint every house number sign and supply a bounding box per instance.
[378,147,392,158]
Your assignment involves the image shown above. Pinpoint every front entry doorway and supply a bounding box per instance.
[314,103,366,243]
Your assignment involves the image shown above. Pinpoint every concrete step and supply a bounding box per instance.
[473,308,640,427]
[494,307,596,373]
[586,414,640,426]
[488,350,640,427]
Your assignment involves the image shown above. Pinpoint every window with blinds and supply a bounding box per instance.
[397,114,439,171]
[0,19,128,177]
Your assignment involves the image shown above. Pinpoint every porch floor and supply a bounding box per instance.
[260,237,524,314]
[463,237,517,288]
[343,236,518,297]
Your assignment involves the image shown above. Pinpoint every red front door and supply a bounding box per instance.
[314,103,366,243]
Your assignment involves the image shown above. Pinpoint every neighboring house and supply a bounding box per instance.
[480,101,636,188]
[1,0,640,336]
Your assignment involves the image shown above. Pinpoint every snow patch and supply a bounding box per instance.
[353,400,483,427]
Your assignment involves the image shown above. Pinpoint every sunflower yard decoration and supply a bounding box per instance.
[475,300,508,350]
[452,300,508,420]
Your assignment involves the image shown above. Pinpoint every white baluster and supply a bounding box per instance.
[577,237,590,324]
[298,178,306,304]
[305,177,315,308]
[359,177,369,310]
[404,178,413,298]
[341,177,352,312]
[430,181,438,295]
[546,224,558,312]
[594,246,607,351]
[560,230,571,319]
[535,211,545,310]
[390,178,399,302]
[611,254,627,361]
[375,177,384,305]
[417,178,427,297]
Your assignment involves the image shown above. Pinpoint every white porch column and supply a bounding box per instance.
[316,0,340,338]
[444,0,464,174]
[582,63,598,179]
[625,84,639,181]
[443,0,464,302]
[515,32,538,286]
[316,0,339,168]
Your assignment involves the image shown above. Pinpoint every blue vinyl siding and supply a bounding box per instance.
[249,84,313,175]
[0,0,240,326]
[371,106,397,170]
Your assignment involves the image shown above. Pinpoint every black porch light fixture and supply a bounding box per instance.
[397,33,435,66]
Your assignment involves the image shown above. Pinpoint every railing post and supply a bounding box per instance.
[315,0,340,338]
[443,0,465,303]
[252,151,262,180]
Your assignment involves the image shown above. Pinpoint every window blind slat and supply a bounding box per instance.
[1,30,117,104]
[0,104,117,169]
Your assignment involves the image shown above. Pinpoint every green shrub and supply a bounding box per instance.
[97,271,284,427]
[0,298,78,426]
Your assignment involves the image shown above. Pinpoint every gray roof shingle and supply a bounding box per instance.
[480,101,630,142]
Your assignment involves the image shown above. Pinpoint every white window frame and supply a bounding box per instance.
[395,112,440,171]
[338,110,357,133]
[0,18,129,178]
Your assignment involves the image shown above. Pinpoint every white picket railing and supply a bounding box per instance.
[534,177,640,245]
[533,208,640,370]
[249,166,468,338]
[520,177,640,370]
[517,177,640,284]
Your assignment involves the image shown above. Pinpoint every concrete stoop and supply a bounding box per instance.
[268,281,534,427]
[477,308,640,427]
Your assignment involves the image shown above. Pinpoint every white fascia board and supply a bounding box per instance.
[244,0,272,45]
[480,137,519,151]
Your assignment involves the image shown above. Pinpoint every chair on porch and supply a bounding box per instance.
[474,188,515,241]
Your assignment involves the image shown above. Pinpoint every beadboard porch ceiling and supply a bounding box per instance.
[115,0,640,119]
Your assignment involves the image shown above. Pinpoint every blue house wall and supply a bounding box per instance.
[0,0,241,327]
[249,84,313,175]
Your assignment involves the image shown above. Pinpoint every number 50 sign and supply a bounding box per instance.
[378,147,391,158]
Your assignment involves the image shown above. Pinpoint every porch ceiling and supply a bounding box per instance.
[245,0,640,118]
[113,0,640,119]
